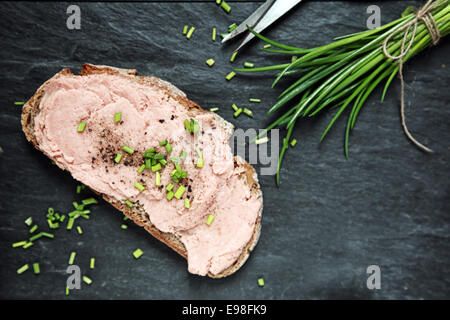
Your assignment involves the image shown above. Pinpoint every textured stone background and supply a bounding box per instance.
[0,1,449,299]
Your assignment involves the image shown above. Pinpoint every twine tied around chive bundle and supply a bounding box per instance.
[382,0,445,153]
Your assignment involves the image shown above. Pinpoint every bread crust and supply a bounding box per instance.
[21,64,263,278]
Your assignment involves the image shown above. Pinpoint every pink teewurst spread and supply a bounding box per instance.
[34,73,262,276]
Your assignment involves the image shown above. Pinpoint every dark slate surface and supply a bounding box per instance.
[0,1,449,300]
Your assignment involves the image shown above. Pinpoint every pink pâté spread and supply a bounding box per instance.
[33,73,262,276]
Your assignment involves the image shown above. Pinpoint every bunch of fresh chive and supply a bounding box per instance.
[235,1,450,185]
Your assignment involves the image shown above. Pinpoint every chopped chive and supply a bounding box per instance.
[29,224,38,234]
[153,153,165,160]
[24,217,33,226]
[216,0,222,4]
[212,27,216,41]
[258,277,265,287]
[114,153,122,163]
[206,58,215,67]
[77,121,86,132]
[121,224,128,230]
[291,55,298,62]
[66,286,69,296]
[83,276,92,285]
[255,137,269,145]
[159,140,168,146]
[69,252,76,265]
[166,191,174,201]
[155,172,161,186]
[182,25,188,35]
[225,71,236,81]
[165,143,172,154]
[249,98,261,103]
[121,145,134,154]
[12,241,27,248]
[184,198,190,209]
[151,163,162,172]
[60,215,66,222]
[244,62,255,68]
[82,197,98,205]
[32,263,40,274]
[125,200,134,208]
[114,112,122,123]
[184,119,192,131]
[123,216,129,221]
[159,159,167,166]
[220,33,229,39]
[174,186,186,200]
[186,26,195,39]
[228,23,237,32]
[41,232,54,239]
[230,51,238,63]
[232,103,239,112]
[67,217,75,230]
[145,158,151,169]
[143,149,155,158]
[23,242,34,249]
[179,151,187,160]
[263,44,271,49]
[29,233,43,242]
[134,182,145,191]
[206,214,215,226]
[210,107,219,112]
[243,108,253,118]
[233,108,243,118]
[17,264,29,274]
[133,248,143,259]
[14,101,25,105]
[55,213,60,220]
[196,147,203,168]
[221,0,231,13]
[170,156,179,164]
[76,185,81,194]
[166,183,174,192]
[290,139,297,147]
[76,226,83,234]
[138,164,146,173]
[90,258,95,269]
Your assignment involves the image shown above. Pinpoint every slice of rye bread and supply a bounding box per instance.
[21,64,263,278]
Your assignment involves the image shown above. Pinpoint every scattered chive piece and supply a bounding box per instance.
[33,263,40,274]
[186,26,195,39]
[123,216,129,221]
[243,108,253,118]
[182,25,188,35]
[138,164,146,173]
[29,233,43,242]
[82,197,98,205]
[166,191,174,201]
[210,107,219,112]
[153,153,165,160]
[90,258,95,269]
[206,214,215,226]
[290,139,297,147]
[145,159,151,169]
[133,248,143,259]
[114,112,122,123]
[69,252,76,265]
[77,226,83,234]
[212,27,216,41]
[23,242,33,249]
[184,198,190,209]
[230,51,238,63]
[220,33,229,39]
[41,232,54,239]
[67,217,75,230]
[216,0,222,4]
[122,145,134,154]
[159,140,168,146]
[258,277,265,287]
[83,276,92,285]
[155,172,161,186]
[12,241,27,248]
[255,137,269,145]
[151,163,162,172]
[17,264,29,275]
[24,217,33,226]
[291,55,298,62]
[249,98,261,103]
[206,58,215,67]
[232,103,239,112]
[228,23,237,32]
[174,186,186,200]
[196,147,203,168]
[221,0,231,13]
[225,71,236,81]
[165,143,172,154]
[29,225,38,234]
[134,182,145,192]
[66,286,69,296]
[114,153,122,163]
[121,224,128,230]
[166,183,174,192]
[263,44,271,49]
[14,101,25,105]
[77,121,86,132]
[234,108,243,118]
[160,159,167,166]
[60,215,66,223]
[244,62,255,68]
[180,151,187,160]
[170,156,179,164]
[125,200,134,208]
